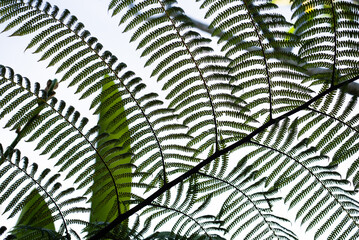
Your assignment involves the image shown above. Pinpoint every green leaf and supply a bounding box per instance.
[90,75,132,225]
[13,189,55,237]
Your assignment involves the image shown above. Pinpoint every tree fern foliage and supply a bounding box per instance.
[1,0,359,239]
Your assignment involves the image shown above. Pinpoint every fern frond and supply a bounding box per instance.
[199,0,306,122]
[194,169,296,240]
[296,90,359,188]
[0,148,85,239]
[293,0,359,87]
[2,1,359,239]
[108,0,251,154]
[249,117,359,238]
[0,1,195,190]
[138,180,226,239]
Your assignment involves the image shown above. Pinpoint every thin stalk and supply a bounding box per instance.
[0,79,58,164]
[89,74,359,240]
[0,79,70,238]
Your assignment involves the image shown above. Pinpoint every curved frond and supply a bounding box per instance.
[199,0,308,123]
[108,0,250,154]
[0,0,192,189]
[0,148,86,239]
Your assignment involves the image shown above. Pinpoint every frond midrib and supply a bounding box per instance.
[0,70,122,215]
[157,0,220,151]
[18,1,169,185]
[197,171,279,238]
[250,140,359,232]
[4,155,69,237]
[88,73,359,240]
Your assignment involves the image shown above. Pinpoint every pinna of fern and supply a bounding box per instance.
[243,117,359,239]
[197,0,312,123]
[193,153,297,239]
[137,180,227,240]
[0,146,86,240]
[2,0,359,239]
[109,0,256,156]
[0,69,95,238]
[0,0,196,189]
[0,0,197,237]
[292,0,359,86]
[296,89,359,188]
[0,65,141,222]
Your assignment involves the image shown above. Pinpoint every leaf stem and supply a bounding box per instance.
[242,0,273,120]
[158,0,220,151]
[0,79,58,164]
[0,79,71,238]
[89,75,359,240]
[329,0,338,87]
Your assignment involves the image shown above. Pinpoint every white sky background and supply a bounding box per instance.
[0,0,321,239]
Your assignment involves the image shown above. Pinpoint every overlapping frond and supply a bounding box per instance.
[293,0,359,86]
[0,0,192,189]
[297,89,359,189]
[154,136,293,239]
[245,117,359,239]
[1,0,359,239]
[196,167,296,239]
[198,0,309,121]
[108,0,253,154]
[0,65,138,220]
[0,147,86,239]
[137,179,226,240]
